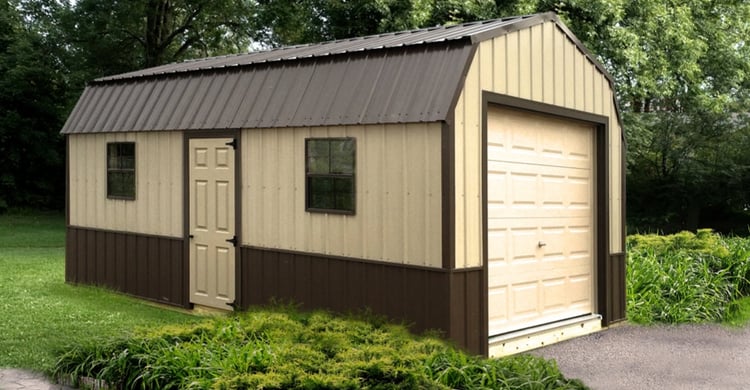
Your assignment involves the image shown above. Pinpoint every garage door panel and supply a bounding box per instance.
[487,162,591,213]
[512,282,539,316]
[488,287,508,322]
[487,105,594,337]
[492,259,590,285]
[488,144,592,170]
[542,279,567,310]
[488,216,591,231]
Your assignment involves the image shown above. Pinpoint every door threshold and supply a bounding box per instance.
[488,314,602,357]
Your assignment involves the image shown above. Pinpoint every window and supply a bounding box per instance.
[306,138,355,213]
[107,142,135,199]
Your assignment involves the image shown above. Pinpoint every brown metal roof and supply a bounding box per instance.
[93,13,542,84]
[63,42,474,134]
[61,12,618,134]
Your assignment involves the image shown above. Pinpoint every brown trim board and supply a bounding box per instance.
[441,120,456,270]
[481,91,621,331]
[65,135,70,226]
[65,226,188,308]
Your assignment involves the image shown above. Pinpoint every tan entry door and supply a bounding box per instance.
[189,138,236,310]
[487,106,595,336]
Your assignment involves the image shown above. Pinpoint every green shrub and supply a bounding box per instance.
[54,307,587,390]
[627,230,750,323]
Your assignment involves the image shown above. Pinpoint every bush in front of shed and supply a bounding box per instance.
[53,307,588,389]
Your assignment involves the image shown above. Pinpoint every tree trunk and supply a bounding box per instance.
[145,0,172,67]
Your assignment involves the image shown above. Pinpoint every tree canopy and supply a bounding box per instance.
[2,0,750,234]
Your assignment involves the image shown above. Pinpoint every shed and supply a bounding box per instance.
[62,12,626,356]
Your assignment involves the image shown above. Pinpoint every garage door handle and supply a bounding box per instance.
[538,241,546,248]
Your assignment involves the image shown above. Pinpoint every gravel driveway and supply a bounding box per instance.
[531,323,750,390]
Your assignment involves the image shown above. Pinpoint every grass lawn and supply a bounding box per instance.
[0,212,198,372]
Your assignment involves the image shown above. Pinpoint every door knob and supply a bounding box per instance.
[538,241,546,248]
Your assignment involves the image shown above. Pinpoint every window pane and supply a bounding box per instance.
[307,140,330,174]
[308,177,334,210]
[108,172,135,198]
[330,139,354,174]
[120,143,135,169]
[107,143,135,170]
[333,177,354,211]
[107,144,118,169]
[307,155,330,174]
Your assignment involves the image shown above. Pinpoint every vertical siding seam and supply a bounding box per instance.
[423,124,429,267]
[401,123,409,265]
[380,124,386,262]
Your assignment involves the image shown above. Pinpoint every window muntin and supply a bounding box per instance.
[306,138,355,213]
[107,142,135,199]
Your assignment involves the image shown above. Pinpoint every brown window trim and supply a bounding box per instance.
[106,142,136,200]
[305,137,356,214]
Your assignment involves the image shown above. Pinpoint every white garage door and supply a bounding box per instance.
[487,105,595,337]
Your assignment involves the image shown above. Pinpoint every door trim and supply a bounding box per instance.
[481,92,610,340]
[183,130,241,309]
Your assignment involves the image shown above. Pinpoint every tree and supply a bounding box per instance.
[60,0,258,80]
[254,0,424,46]
[0,0,67,211]
[583,0,750,232]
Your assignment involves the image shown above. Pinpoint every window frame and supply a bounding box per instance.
[106,142,136,200]
[305,137,356,215]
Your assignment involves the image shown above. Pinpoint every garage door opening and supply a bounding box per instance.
[486,105,599,346]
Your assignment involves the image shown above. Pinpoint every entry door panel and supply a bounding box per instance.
[189,138,235,310]
[487,106,595,336]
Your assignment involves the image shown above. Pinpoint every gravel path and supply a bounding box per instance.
[532,323,750,390]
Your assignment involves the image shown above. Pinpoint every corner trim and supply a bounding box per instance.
[441,120,456,270]
[65,135,70,226]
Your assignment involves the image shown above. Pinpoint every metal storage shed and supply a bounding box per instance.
[62,12,626,356]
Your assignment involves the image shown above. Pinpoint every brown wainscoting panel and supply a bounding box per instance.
[239,246,486,355]
[448,269,486,355]
[240,246,449,333]
[606,253,627,324]
[65,226,188,308]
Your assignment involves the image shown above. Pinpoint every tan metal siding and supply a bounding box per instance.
[68,132,182,237]
[453,20,625,268]
[241,123,442,267]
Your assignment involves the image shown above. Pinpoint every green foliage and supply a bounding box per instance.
[254,0,424,46]
[54,307,587,389]
[627,230,750,323]
[0,1,67,212]
[725,297,750,327]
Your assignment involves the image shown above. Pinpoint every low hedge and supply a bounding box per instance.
[54,307,586,389]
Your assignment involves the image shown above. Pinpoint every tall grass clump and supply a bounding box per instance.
[54,307,587,389]
[627,229,750,323]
